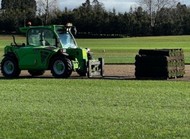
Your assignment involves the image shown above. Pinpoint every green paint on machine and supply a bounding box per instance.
[1,24,104,78]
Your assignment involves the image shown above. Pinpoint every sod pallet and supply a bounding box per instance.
[135,49,185,79]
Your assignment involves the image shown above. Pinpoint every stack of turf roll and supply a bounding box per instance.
[135,49,185,79]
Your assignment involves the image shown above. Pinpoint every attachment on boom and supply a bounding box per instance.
[88,58,104,78]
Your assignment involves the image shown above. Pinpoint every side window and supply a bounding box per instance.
[43,30,56,46]
[28,29,41,46]
[28,29,56,46]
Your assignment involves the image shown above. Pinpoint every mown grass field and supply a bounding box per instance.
[77,36,190,63]
[0,35,190,138]
[0,79,190,139]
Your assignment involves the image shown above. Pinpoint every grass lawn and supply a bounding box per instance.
[0,79,189,138]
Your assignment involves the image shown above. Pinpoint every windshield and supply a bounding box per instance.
[58,32,77,48]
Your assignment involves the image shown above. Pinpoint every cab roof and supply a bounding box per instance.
[19,25,66,34]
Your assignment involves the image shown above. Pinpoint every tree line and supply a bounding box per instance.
[0,0,190,37]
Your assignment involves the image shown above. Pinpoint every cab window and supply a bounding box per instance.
[58,32,77,48]
[28,29,56,46]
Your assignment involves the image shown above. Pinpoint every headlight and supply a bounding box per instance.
[60,48,66,53]
[86,48,90,52]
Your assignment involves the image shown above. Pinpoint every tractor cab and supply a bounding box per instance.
[25,25,77,49]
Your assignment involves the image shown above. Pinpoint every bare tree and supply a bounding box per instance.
[139,0,178,26]
[37,0,58,25]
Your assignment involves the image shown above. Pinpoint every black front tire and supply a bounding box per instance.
[77,59,87,76]
[1,56,21,78]
[50,57,72,78]
[28,70,45,76]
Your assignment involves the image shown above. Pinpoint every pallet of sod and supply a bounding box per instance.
[135,49,185,79]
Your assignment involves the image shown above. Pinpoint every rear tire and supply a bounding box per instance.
[50,57,72,78]
[28,70,45,76]
[1,56,21,78]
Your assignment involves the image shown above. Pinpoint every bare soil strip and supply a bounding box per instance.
[0,64,190,80]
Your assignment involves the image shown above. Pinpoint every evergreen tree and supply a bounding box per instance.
[1,0,37,31]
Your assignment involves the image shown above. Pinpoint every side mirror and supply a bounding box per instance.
[66,23,77,35]
[71,27,77,35]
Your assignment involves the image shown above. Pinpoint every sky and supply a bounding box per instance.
[58,0,138,13]
[0,0,190,13]
[58,0,190,13]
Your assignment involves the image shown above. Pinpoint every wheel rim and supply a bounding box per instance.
[53,60,65,75]
[3,60,14,74]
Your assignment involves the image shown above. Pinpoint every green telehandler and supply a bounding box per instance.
[1,24,104,78]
